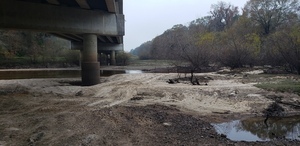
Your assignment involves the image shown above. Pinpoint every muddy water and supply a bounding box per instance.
[0,69,143,80]
[212,116,300,141]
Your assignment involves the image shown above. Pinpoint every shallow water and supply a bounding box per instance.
[125,70,143,74]
[0,69,143,80]
[212,116,300,141]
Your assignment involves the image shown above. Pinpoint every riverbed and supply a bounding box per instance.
[0,68,300,145]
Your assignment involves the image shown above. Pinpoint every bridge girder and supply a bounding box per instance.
[0,0,124,36]
[72,42,123,51]
[0,0,124,85]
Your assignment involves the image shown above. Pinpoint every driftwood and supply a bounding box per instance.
[166,79,180,84]
[277,101,300,109]
[167,76,213,85]
[212,110,230,114]
[266,95,300,109]
[191,78,200,85]
[130,97,144,101]
[192,76,213,85]
[263,102,285,127]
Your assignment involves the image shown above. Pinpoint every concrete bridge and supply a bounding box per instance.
[0,0,124,85]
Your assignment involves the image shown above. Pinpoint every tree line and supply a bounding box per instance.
[0,30,131,68]
[130,0,300,74]
[0,30,80,68]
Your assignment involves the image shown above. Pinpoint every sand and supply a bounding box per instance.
[1,71,300,145]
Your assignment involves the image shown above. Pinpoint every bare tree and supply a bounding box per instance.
[216,15,262,68]
[268,23,300,74]
[151,24,214,84]
[210,1,240,31]
[244,0,299,35]
[170,25,214,84]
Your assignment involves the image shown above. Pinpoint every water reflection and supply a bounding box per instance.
[125,70,143,74]
[212,116,300,141]
[0,69,143,80]
[100,70,125,76]
[0,70,81,80]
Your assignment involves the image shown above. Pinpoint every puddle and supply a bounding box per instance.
[212,116,300,141]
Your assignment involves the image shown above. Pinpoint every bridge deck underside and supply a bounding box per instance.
[3,0,124,45]
[1,0,124,85]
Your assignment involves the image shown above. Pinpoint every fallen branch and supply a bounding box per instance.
[212,110,230,114]
[278,101,300,109]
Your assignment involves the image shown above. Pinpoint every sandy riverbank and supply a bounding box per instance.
[0,71,300,145]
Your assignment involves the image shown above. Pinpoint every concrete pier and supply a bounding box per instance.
[81,34,100,86]
[0,0,124,86]
[111,51,116,65]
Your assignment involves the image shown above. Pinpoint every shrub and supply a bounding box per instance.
[116,52,131,66]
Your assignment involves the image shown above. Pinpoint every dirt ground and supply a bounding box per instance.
[0,67,300,145]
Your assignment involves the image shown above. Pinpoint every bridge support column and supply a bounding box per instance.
[110,50,116,65]
[81,34,100,86]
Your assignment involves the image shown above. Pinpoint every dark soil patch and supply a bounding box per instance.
[0,94,300,145]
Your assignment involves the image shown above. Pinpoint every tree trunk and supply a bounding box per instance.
[190,70,194,84]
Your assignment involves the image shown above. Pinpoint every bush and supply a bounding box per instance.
[63,50,80,65]
[116,52,131,66]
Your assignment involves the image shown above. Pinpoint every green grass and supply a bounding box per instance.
[255,80,300,95]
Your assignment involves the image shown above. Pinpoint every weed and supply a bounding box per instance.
[255,79,300,95]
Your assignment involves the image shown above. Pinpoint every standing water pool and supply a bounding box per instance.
[212,115,300,141]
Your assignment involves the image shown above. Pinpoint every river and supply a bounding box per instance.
[0,69,143,80]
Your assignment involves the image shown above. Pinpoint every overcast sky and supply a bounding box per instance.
[123,0,249,52]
